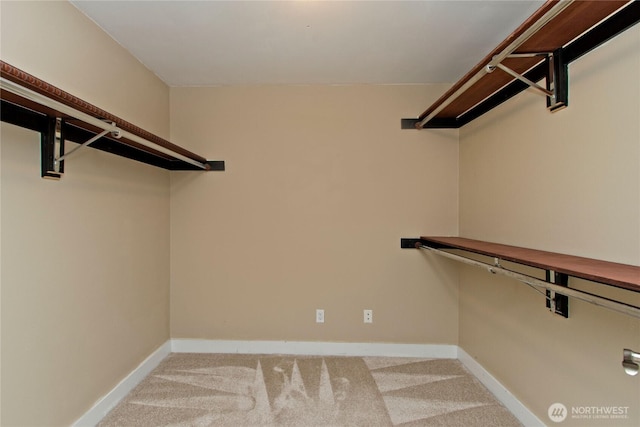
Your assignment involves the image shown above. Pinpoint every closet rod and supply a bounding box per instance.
[416,0,574,129]
[0,77,209,170]
[417,244,640,320]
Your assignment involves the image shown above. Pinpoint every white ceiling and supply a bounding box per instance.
[71,0,544,87]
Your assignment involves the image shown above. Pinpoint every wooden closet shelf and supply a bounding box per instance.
[404,0,639,129]
[420,236,640,293]
[0,60,225,176]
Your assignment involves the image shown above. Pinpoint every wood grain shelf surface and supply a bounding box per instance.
[420,236,640,293]
[416,0,636,127]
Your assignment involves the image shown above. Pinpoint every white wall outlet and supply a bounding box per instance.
[316,309,325,323]
[364,309,373,323]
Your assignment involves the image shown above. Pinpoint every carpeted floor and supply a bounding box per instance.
[99,353,522,426]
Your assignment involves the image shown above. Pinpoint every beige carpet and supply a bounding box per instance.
[99,353,522,426]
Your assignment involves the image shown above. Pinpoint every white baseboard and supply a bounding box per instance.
[74,341,539,426]
[72,341,171,427]
[171,339,458,358]
[457,348,545,427]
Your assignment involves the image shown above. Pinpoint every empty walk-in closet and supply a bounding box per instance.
[1,1,638,426]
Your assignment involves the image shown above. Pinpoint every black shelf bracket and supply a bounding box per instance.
[400,238,424,249]
[546,270,569,318]
[41,117,64,179]
[546,48,568,112]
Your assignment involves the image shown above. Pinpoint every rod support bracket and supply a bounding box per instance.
[111,127,122,139]
[623,349,640,376]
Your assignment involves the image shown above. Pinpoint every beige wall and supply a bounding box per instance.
[3,1,637,426]
[0,2,169,137]
[169,85,460,343]
[1,2,170,426]
[459,24,640,426]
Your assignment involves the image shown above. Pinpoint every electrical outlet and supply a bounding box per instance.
[364,309,373,323]
[316,309,325,323]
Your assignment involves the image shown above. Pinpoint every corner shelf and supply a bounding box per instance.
[402,0,639,129]
[0,60,224,178]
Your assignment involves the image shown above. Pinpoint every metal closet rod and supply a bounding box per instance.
[416,0,575,128]
[0,77,208,170]
[417,244,640,320]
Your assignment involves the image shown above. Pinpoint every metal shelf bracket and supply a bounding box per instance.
[489,48,568,112]
[546,269,569,317]
[41,117,65,179]
[41,119,119,180]
[546,48,568,112]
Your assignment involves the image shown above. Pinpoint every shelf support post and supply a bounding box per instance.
[547,48,569,111]
[41,117,64,180]
[546,270,569,318]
